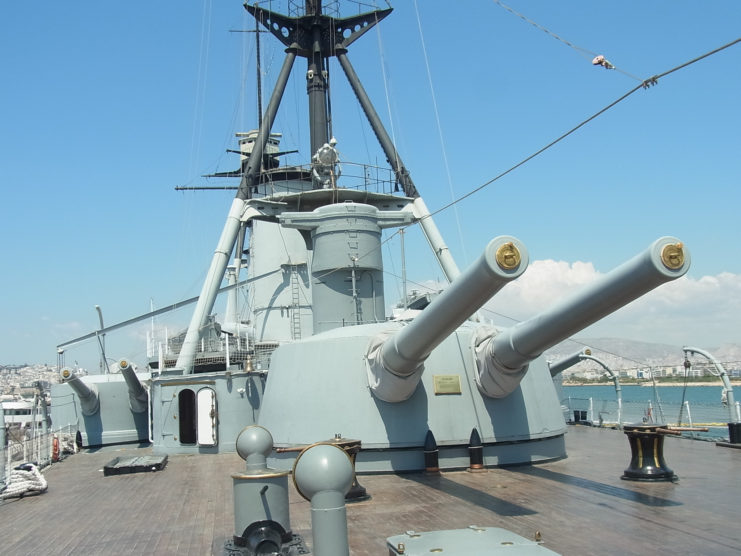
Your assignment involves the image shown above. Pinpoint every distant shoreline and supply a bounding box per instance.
[563,381,741,387]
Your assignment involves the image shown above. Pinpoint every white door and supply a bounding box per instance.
[196,388,217,446]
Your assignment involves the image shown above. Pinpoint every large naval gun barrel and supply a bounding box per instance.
[60,367,100,416]
[477,237,690,398]
[367,236,528,402]
[119,359,148,413]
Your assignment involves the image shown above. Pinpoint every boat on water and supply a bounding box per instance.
[4,1,741,554]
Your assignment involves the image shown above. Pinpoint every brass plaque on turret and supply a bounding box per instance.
[433,375,462,395]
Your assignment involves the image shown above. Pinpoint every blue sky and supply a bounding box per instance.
[1,0,739,368]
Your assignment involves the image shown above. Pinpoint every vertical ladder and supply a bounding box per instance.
[290,265,302,340]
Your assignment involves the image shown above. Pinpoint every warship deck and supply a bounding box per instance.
[1,425,739,555]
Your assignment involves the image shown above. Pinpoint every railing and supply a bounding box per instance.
[1,424,79,481]
[561,396,735,441]
[151,338,281,373]
[252,160,401,198]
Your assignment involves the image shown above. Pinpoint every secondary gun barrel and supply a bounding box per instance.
[368,236,528,402]
[548,348,592,378]
[119,359,148,413]
[60,367,100,416]
[478,236,690,397]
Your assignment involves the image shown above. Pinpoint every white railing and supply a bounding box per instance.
[1,424,78,482]
[561,396,734,440]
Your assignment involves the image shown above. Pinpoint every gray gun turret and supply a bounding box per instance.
[476,236,690,397]
[60,368,100,416]
[118,359,148,413]
[367,236,528,402]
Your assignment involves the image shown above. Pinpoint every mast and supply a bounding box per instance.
[175,2,391,372]
[255,5,263,129]
[176,2,461,371]
[175,49,297,372]
[244,1,392,179]
[306,0,330,154]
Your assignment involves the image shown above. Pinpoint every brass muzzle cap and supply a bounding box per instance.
[495,242,521,270]
[661,242,685,270]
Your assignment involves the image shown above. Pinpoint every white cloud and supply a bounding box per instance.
[483,261,741,347]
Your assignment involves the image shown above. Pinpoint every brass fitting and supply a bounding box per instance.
[495,242,521,270]
[661,242,684,270]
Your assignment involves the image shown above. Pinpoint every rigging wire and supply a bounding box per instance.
[351,10,383,166]
[307,37,741,370]
[218,25,259,174]
[177,0,216,299]
[189,0,214,180]
[424,35,741,220]
[648,369,667,423]
[374,8,402,176]
[412,0,469,265]
[494,0,595,59]
[182,11,738,375]
[493,0,643,82]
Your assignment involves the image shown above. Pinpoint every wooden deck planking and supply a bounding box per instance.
[0,426,738,555]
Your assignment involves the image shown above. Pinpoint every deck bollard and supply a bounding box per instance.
[621,424,678,482]
[423,430,440,474]
[467,428,485,472]
[727,422,741,444]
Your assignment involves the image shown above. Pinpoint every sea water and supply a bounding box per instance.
[561,384,738,441]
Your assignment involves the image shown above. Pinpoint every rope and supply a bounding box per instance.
[1,463,48,499]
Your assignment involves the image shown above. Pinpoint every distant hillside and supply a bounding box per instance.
[4,340,740,376]
[543,338,741,373]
